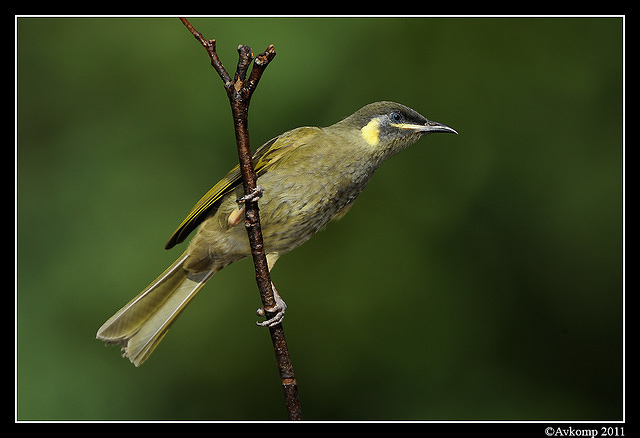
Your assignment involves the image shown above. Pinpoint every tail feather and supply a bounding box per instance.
[96,252,214,366]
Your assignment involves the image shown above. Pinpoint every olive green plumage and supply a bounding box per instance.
[96,101,457,366]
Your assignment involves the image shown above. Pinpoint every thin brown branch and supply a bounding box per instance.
[179,17,231,85]
[179,17,301,421]
[246,44,276,95]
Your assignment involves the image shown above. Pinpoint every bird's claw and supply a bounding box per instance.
[256,282,287,327]
[237,186,264,205]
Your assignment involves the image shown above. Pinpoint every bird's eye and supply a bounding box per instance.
[390,112,403,123]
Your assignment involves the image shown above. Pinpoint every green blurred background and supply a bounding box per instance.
[16,17,623,421]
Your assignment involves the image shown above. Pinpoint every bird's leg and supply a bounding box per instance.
[228,186,265,227]
[227,206,245,227]
[256,281,287,327]
[238,187,285,326]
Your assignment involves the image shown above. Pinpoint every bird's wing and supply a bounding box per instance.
[164,127,320,249]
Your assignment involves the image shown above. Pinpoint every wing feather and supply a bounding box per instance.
[164,127,320,249]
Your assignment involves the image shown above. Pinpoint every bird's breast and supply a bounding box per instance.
[255,154,374,254]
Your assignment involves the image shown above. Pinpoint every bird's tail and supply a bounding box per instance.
[96,252,214,366]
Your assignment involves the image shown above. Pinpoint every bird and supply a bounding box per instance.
[96,101,457,366]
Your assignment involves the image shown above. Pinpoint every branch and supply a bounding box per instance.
[179,18,301,421]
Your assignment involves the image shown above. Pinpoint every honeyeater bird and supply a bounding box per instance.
[96,101,457,366]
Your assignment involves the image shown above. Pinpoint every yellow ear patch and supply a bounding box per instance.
[360,118,380,146]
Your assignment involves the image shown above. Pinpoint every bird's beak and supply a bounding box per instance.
[423,120,458,135]
[393,120,458,135]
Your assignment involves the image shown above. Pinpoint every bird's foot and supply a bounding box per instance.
[256,282,287,327]
[237,185,264,205]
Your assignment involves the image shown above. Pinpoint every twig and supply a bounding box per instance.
[179,17,302,421]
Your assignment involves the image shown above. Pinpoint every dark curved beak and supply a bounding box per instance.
[420,120,458,135]
[392,119,458,135]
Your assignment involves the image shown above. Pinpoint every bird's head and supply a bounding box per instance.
[334,101,457,161]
